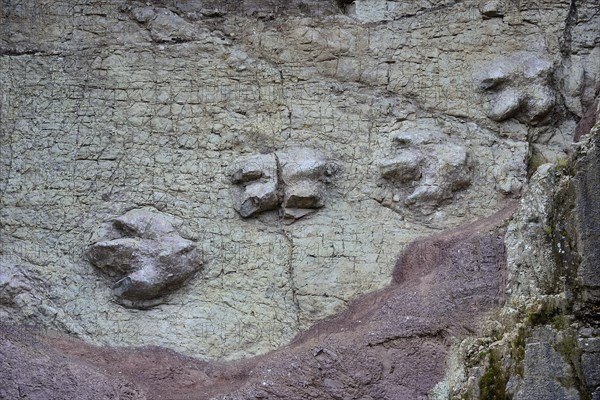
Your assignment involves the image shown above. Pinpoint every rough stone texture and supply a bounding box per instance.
[432,120,600,399]
[380,128,474,211]
[0,0,597,366]
[231,153,279,217]
[575,116,600,398]
[474,52,556,125]
[0,261,52,323]
[574,121,600,302]
[504,163,560,301]
[514,329,580,400]
[87,208,203,308]
[278,147,332,220]
[580,338,600,389]
[500,165,581,400]
[0,0,599,398]
[230,148,333,221]
[0,325,147,400]
[0,205,513,400]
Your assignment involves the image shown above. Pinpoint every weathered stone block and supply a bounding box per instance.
[379,153,422,182]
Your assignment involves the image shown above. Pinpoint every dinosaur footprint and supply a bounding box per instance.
[87,209,202,308]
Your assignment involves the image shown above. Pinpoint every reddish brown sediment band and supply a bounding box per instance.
[1,203,516,400]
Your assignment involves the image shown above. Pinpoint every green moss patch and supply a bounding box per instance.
[479,351,511,400]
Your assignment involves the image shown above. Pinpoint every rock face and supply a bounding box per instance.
[431,116,600,399]
[231,154,279,217]
[87,209,203,308]
[575,129,600,303]
[0,204,514,400]
[580,338,600,398]
[0,0,598,377]
[278,148,332,219]
[515,336,580,400]
[0,261,47,322]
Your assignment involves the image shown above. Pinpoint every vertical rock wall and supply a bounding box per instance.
[0,0,598,363]
[435,108,600,400]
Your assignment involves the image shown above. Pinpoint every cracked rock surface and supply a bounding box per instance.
[0,0,598,361]
[474,52,556,125]
[0,204,514,400]
[380,128,474,211]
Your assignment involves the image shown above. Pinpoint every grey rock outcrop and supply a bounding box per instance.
[380,152,422,182]
[127,6,200,43]
[0,261,47,321]
[0,0,596,360]
[574,126,600,302]
[432,116,600,399]
[514,336,580,400]
[279,148,333,219]
[87,209,202,308]
[0,262,34,306]
[580,338,600,394]
[0,205,513,400]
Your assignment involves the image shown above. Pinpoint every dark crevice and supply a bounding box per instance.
[0,48,43,57]
[560,0,578,56]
